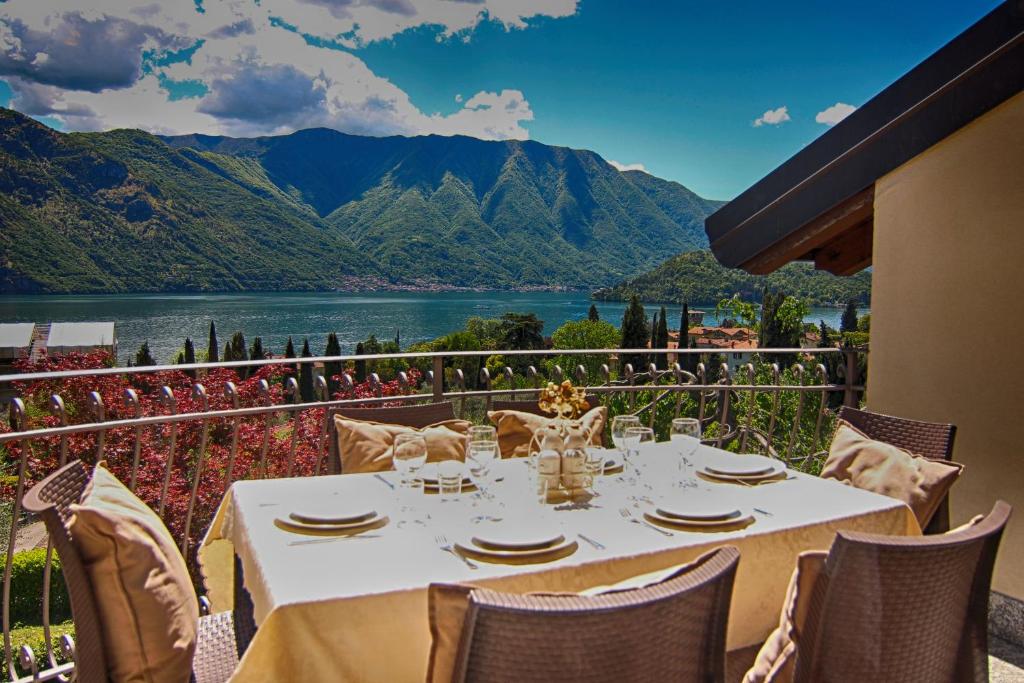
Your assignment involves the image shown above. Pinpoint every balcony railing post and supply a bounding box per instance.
[843,347,859,407]
[432,355,444,402]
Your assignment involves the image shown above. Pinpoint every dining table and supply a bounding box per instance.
[198,442,920,682]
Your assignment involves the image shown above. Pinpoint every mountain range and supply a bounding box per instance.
[0,107,723,294]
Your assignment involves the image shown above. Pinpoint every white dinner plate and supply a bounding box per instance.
[703,454,779,476]
[471,525,565,551]
[655,498,742,522]
[699,462,787,482]
[455,537,578,564]
[644,508,754,530]
[288,505,377,526]
[275,514,386,536]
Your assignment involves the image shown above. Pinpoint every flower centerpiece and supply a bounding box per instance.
[538,380,590,422]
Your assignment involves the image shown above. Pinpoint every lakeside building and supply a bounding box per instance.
[0,323,34,362]
[704,0,1024,634]
[45,322,117,358]
[669,327,758,374]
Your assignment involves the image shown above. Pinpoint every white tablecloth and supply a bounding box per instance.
[199,445,919,682]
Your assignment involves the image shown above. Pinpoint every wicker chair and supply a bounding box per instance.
[837,406,958,533]
[489,395,601,417]
[792,500,1011,683]
[21,460,250,683]
[448,546,739,683]
[326,401,457,474]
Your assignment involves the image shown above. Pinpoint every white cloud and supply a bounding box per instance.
[0,1,577,139]
[815,102,856,126]
[608,160,647,173]
[753,106,790,127]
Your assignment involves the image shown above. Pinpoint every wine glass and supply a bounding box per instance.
[611,415,641,457]
[468,425,497,445]
[670,418,702,489]
[393,433,428,480]
[623,426,654,486]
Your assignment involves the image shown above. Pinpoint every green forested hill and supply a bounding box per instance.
[0,107,725,293]
[591,250,871,306]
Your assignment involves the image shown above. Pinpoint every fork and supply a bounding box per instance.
[619,507,673,536]
[435,534,478,569]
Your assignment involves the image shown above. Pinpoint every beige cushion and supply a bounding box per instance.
[820,420,963,529]
[744,551,827,683]
[70,462,198,683]
[487,406,607,458]
[334,416,472,473]
[427,550,717,683]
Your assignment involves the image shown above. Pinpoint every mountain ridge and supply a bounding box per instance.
[0,107,723,293]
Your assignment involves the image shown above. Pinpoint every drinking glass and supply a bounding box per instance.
[466,441,501,521]
[623,426,654,485]
[437,459,464,501]
[670,417,702,487]
[611,415,641,456]
[583,447,606,496]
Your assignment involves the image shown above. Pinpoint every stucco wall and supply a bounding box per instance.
[870,91,1024,598]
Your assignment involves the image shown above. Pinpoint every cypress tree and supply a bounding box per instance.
[394,329,401,348]
[619,295,648,373]
[135,341,155,367]
[588,304,600,322]
[207,321,219,363]
[249,337,265,362]
[284,336,296,386]
[228,332,247,377]
[840,301,859,336]
[324,332,342,395]
[182,337,196,379]
[649,311,659,370]
[223,341,232,363]
[175,351,185,365]
[656,305,669,369]
[299,338,314,402]
[354,341,367,383]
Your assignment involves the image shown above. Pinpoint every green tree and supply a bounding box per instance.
[465,317,503,349]
[619,295,649,373]
[840,301,859,335]
[134,341,155,367]
[249,337,265,362]
[655,305,669,369]
[299,338,314,402]
[324,332,341,395]
[183,337,196,379]
[715,294,758,328]
[857,313,871,333]
[547,319,620,381]
[229,332,247,377]
[222,341,232,363]
[648,310,659,370]
[175,350,185,364]
[207,321,219,363]
[432,330,483,389]
[284,336,297,386]
[353,341,366,383]
[499,313,544,374]
[588,304,600,322]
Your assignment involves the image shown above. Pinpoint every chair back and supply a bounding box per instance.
[21,460,109,682]
[489,396,600,417]
[451,546,739,683]
[326,401,457,473]
[838,406,957,533]
[794,500,1011,683]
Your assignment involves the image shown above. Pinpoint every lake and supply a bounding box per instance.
[0,292,864,365]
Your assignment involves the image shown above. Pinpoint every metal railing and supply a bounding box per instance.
[0,346,863,681]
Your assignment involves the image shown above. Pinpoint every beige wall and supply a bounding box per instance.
[870,91,1024,598]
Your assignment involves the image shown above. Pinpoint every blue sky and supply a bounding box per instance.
[0,1,1002,199]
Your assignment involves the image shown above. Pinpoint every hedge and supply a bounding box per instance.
[2,620,74,680]
[8,548,71,627]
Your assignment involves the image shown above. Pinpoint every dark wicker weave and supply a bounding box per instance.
[489,395,600,417]
[450,546,739,683]
[326,401,457,474]
[21,460,251,683]
[793,500,1011,683]
[838,406,958,533]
